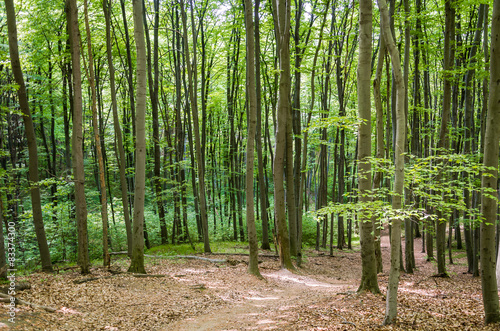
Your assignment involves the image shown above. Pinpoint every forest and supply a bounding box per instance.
[1,0,500,328]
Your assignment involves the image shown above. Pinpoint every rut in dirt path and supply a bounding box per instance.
[165,269,352,331]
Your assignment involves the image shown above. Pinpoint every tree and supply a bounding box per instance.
[83,0,110,267]
[372,31,386,274]
[65,0,89,275]
[243,0,262,279]
[435,0,455,277]
[145,0,168,245]
[103,0,133,256]
[5,0,53,273]
[378,0,405,323]
[272,0,295,271]
[128,0,147,274]
[357,0,379,294]
[180,0,211,253]
[481,0,500,324]
[254,0,271,251]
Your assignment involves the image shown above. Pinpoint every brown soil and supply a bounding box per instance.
[1,234,499,330]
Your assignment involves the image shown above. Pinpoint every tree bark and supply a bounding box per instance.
[243,0,263,279]
[128,0,147,274]
[65,0,89,275]
[103,0,132,257]
[372,32,386,274]
[357,0,379,294]
[254,0,270,251]
[482,0,500,324]
[272,0,294,270]
[180,0,211,253]
[435,0,455,277]
[83,0,110,268]
[5,0,53,273]
[378,0,405,324]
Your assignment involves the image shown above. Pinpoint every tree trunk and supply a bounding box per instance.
[357,0,379,294]
[372,30,386,274]
[482,0,500,324]
[435,0,455,277]
[128,0,147,274]
[103,0,132,257]
[180,0,211,253]
[272,0,294,270]
[254,0,270,250]
[83,0,110,268]
[6,0,53,273]
[378,0,405,324]
[243,0,262,278]
[65,0,89,275]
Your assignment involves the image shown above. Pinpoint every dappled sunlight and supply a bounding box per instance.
[399,286,439,297]
[264,269,343,288]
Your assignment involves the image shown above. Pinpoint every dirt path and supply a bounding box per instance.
[3,233,498,330]
[167,269,353,331]
[165,234,428,331]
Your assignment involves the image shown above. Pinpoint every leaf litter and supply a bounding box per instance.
[1,235,500,330]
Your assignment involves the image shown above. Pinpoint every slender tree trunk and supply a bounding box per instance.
[6,0,53,273]
[254,0,270,250]
[145,0,168,244]
[128,0,147,274]
[372,31,386,274]
[243,0,262,278]
[103,0,132,256]
[357,0,379,294]
[482,0,500,324]
[378,0,405,323]
[272,0,294,270]
[180,0,211,253]
[66,0,89,275]
[403,0,414,275]
[435,0,455,277]
[83,0,110,268]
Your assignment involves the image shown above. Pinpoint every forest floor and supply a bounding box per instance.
[1,232,500,330]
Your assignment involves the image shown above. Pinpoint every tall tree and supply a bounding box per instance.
[180,0,211,253]
[357,0,379,294]
[128,0,147,274]
[481,0,500,324]
[272,0,294,270]
[378,0,405,323]
[144,0,168,244]
[435,0,455,277]
[83,0,110,267]
[372,32,386,274]
[66,0,89,275]
[243,0,262,279]
[103,0,132,256]
[5,0,53,273]
[254,0,270,251]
